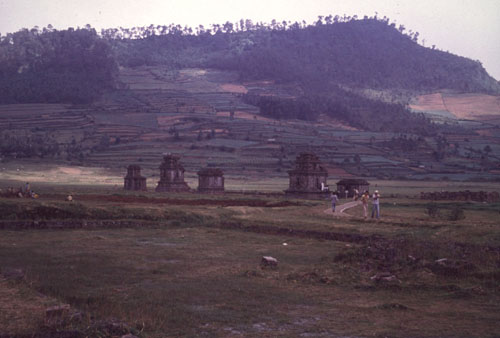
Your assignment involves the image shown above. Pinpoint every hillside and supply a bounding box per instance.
[1,66,499,183]
[0,28,118,104]
[112,18,500,95]
[2,18,499,108]
[1,17,499,181]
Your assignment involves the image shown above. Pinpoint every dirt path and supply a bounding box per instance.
[324,200,361,217]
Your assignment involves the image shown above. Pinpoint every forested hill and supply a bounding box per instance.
[113,18,500,94]
[231,19,499,93]
[0,28,117,104]
[1,17,498,105]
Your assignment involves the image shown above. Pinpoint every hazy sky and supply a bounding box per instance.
[1,0,499,80]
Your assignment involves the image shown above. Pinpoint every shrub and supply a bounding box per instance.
[447,206,465,221]
[426,203,440,218]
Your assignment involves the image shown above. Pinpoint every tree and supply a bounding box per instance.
[483,145,492,156]
[0,27,118,104]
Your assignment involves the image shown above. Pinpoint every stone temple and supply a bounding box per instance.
[123,165,147,191]
[285,152,329,199]
[336,178,370,198]
[197,168,225,193]
[155,154,190,192]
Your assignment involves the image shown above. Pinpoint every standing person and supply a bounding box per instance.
[371,190,380,219]
[344,189,349,199]
[353,188,359,201]
[361,191,369,219]
[331,192,339,213]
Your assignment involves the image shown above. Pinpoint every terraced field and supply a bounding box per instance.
[1,66,499,182]
[411,92,500,121]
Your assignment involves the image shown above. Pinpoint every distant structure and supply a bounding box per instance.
[285,152,329,199]
[197,168,224,193]
[336,179,370,198]
[123,165,147,191]
[155,154,190,192]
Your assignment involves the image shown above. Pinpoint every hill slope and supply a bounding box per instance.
[114,18,500,95]
[1,66,499,182]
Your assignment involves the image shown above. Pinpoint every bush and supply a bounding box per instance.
[426,203,440,218]
[426,203,465,221]
[447,206,465,221]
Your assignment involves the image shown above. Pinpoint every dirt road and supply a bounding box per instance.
[324,200,361,216]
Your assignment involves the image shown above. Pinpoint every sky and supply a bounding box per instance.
[1,0,499,80]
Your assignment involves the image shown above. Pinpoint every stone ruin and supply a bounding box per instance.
[285,152,329,199]
[155,154,191,192]
[197,168,224,193]
[336,178,370,198]
[123,165,147,191]
[420,190,499,203]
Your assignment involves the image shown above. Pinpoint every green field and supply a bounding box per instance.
[1,177,499,337]
[1,66,499,182]
[1,65,499,337]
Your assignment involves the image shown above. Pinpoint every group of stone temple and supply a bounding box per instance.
[124,154,224,193]
[284,152,370,198]
[125,152,370,198]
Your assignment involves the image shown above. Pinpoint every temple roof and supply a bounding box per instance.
[336,178,370,185]
[289,152,328,175]
[197,168,224,176]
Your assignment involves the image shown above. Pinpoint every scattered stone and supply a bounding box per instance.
[46,304,71,321]
[69,311,85,323]
[244,269,263,277]
[90,319,132,336]
[370,272,400,283]
[377,303,409,310]
[1,267,25,280]
[430,258,477,277]
[260,256,278,269]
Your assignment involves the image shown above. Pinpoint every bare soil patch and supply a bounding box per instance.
[219,83,248,94]
[57,167,83,175]
[411,92,500,120]
[410,93,447,112]
[216,110,275,122]
[443,93,500,119]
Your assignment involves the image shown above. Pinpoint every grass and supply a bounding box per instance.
[0,223,498,337]
[0,179,499,336]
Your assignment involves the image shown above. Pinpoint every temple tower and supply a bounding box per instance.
[124,165,147,191]
[155,154,190,192]
[197,168,224,193]
[285,152,329,199]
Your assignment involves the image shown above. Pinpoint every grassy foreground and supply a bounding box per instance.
[0,182,499,337]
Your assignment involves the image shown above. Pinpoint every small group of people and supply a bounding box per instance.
[331,189,380,219]
[361,190,380,219]
[1,182,38,199]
